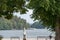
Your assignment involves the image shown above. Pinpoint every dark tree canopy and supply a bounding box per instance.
[0,0,27,19]
[27,0,60,30]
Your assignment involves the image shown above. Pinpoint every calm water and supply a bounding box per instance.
[0,29,55,38]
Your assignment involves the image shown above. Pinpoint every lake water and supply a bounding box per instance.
[0,29,55,40]
[0,29,55,38]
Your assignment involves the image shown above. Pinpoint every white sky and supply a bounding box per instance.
[13,2,38,24]
[14,9,35,24]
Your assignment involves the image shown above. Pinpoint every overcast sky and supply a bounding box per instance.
[14,9,35,24]
[13,1,38,24]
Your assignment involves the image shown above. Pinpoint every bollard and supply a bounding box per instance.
[23,35,26,40]
[23,27,26,40]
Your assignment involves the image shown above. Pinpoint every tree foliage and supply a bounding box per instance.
[0,16,30,30]
[27,0,60,30]
[0,0,27,19]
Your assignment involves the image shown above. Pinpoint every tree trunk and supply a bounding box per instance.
[55,17,60,40]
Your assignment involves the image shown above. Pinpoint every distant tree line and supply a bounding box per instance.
[31,22,45,29]
[0,16,30,30]
[0,16,45,30]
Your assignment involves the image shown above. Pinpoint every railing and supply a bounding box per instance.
[2,37,55,40]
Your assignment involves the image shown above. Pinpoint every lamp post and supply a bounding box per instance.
[23,27,26,40]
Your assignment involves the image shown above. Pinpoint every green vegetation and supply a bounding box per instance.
[0,16,30,30]
[27,0,60,40]
[0,17,45,30]
[0,0,27,19]
[0,0,60,40]
[31,22,45,29]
